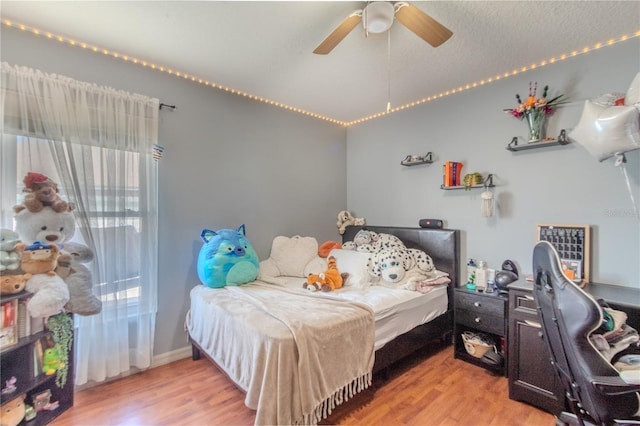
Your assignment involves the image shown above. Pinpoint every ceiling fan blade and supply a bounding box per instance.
[313,12,362,55]
[395,2,452,47]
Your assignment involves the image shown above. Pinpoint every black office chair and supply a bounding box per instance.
[532,241,640,426]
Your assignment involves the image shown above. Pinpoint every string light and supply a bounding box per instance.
[3,19,638,128]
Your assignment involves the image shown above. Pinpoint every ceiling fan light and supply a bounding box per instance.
[363,2,395,34]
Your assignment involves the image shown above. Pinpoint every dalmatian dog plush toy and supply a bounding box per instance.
[367,245,435,285]
[343,230,404,253]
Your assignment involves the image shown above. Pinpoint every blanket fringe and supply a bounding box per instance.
[295,372,373,426]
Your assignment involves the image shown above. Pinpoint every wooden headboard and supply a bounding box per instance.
[342,225,460,288]
[343,225,460,371]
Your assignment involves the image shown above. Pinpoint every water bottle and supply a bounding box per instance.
[466,259,477,285]
[476,261,488,292]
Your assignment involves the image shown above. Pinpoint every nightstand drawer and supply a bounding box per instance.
[513,291,537,314]
[456,309,505,335]
[455,291,505,317]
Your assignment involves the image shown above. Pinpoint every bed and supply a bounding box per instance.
[187,225,459,425]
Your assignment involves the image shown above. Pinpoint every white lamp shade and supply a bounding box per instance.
[363,2,395,34]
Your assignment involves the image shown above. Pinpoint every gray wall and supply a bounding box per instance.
[1,28,348,356]
[346,39,640,288]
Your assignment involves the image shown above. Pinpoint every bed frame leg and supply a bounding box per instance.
[441,330,453,345]
[191,343,201,361]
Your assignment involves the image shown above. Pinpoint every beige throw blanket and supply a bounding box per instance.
[188,281,375,425]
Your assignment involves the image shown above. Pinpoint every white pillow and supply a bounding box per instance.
[266,235,319,277]
[303,256,328,277]
[329,249,371,288]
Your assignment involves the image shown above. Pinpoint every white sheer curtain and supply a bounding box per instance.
[1,62,159,385]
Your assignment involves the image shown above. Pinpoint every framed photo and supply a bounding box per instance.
[536,223,591,286]
[560,258,582,282]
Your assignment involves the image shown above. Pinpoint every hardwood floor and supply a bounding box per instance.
[52,345,554,425]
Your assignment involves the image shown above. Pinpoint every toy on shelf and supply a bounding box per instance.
[336,210,366,235]
[42,347,64,376]
[14,239,68,319]
[0,273,31,295]
[0,393,25,426]
[1,377,17,395]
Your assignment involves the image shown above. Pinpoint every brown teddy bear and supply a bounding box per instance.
[13,172,73,214]
[14,241,69,318]
[303,256,347,292]
[15,242,59,276]
[0,273,31,295]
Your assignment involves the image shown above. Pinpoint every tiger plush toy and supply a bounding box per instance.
[303,256,346,292]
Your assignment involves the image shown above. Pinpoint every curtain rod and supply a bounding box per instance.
[159,103,176,111]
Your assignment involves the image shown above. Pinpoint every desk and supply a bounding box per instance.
[507,280,640,414]
[585,282,640,330]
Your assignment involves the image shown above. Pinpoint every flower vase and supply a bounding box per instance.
[525,109,545,143]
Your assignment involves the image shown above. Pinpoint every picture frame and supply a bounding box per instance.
[536,223,591,286]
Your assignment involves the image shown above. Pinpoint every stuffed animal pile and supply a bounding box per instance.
[343,229,440,290]
[336,210,366,235]
[197,225,260,288]
[0,172,102,318]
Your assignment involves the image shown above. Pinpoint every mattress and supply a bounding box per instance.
[247,275,448,350]
[187,280,376,425]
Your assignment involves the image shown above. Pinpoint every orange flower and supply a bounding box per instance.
[524,96,537,108]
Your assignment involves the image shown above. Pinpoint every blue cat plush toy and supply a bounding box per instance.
[197,224,260,288]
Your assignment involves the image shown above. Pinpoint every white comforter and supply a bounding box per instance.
[187,280,375,425]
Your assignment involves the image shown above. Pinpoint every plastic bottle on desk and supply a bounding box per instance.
[476,261,488,292]
[466,259,477,290]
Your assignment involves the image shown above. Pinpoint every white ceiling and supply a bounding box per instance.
[1,1,639,124]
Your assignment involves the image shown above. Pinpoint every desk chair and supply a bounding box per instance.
[532,241,640,426]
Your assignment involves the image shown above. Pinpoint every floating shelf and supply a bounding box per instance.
[401,152,433,166]
[441,174,494,190]
[506,129,568,152]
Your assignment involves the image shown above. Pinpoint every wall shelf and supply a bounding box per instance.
[506,129,568,152]
[441,173,494,190]
[401,152,433,166]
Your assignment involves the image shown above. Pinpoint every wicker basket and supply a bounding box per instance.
[461,331,494,358]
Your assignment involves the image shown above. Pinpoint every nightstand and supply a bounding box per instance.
[453,287,508,375]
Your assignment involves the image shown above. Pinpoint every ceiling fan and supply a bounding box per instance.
[313,1,452,55]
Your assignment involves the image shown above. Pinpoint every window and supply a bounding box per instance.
[7,136,144,308]
[2,62,159,383]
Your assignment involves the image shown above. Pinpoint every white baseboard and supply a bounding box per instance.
[151,345,192,368]
[74,346,193,391]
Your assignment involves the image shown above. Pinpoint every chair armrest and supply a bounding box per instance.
[591,375,640,395]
